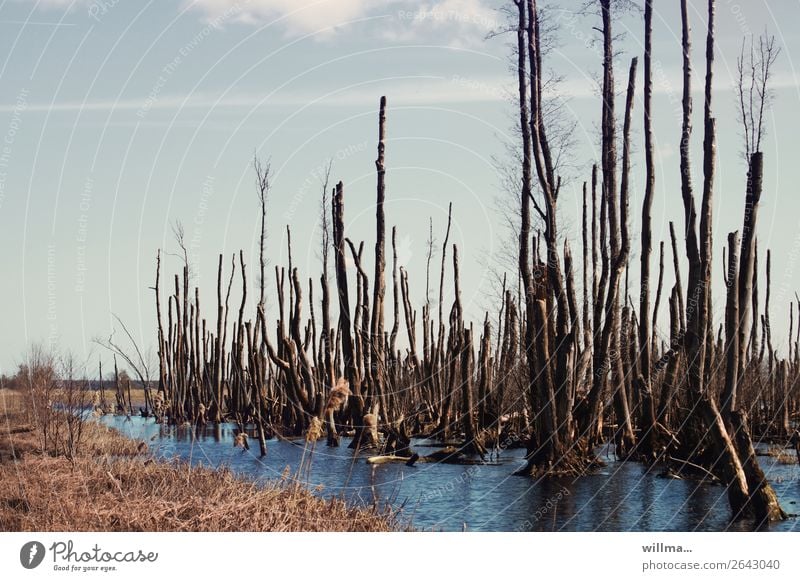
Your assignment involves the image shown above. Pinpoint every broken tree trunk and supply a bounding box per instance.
[638,0,656,440]
[721,231,740,420]
[332,181,366,448]
[731,410,787,523]
[371,96,390,425]
[737,153,764,386]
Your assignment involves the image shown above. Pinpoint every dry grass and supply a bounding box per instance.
[766,446,799,465]
[122,387,148,409]
[0,455,405,532]
[0,388,405,532]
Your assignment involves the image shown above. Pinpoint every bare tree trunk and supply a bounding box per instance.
[478,315,492,431]
[452,244,485,456]
[736,153,763,395]
[751,243,760,361]
[731,411,787,522]
[677,0,761,520]
[513,0,541,461]
[371,96,389,424]
[582,182,592,355]
[669,222,686,336]
[214,254,224,423]
[639,0,656,410]
[700,0,717,381]
[332,182,365,447]
[651,241,665,359]
[154,250,168,407]
[721,231,740,420]
[610,56,638,457]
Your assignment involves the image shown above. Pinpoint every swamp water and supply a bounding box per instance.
[101,415,799,532]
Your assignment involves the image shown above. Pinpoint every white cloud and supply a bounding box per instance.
[14,0,501,43]
[186,0,500,43]
[186,0,392,36]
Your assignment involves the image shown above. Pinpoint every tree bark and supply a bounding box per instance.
[731,411,787,522]
[332,182,365,447]
[639,0,655,402]
[371,96,389,424]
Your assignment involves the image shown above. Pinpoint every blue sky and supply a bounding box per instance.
[1,0,799,374]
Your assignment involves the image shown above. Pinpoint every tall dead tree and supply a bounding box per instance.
[454,245,486,456]
[721,232,740,419]
[370,96,389,424]
[512,0,542,466]
[676,0,784,522]
[638,0,656,424]
[678,0,729,473]
[734,33,780,397]
[332,181,366,447]
[515,0,586,475]
[584,1,636,456]
[318,163,339,445]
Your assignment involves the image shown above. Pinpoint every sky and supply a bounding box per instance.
[1,0,800,375]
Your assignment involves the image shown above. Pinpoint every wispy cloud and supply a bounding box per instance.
[186,0,501,44]
[14,0,502,45]
[0,75,512,114]
[4,65,799,116]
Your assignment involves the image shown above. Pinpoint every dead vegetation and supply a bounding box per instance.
[0,390,404,532]
[0,455,404,532]
[765,446,799,465]
[84,0,793,527]
[2,0,796,531]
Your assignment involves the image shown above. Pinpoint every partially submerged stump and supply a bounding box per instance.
[360,413,380,449]
[730,411,787,523]
[515,441,604,478]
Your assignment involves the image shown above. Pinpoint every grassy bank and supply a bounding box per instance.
[0,389,404,532]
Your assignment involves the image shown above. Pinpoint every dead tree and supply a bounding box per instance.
[514,0,556,472]
[318,166,338,445]
[514,0,586,475]
[638,0,656,434]
[454,246,486,456]
[721,232,741,419]
[735,33,780,392]
[332,182,366,447]
[676,0,783,522]
[370,96,389,425]
[584,2,636,457]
